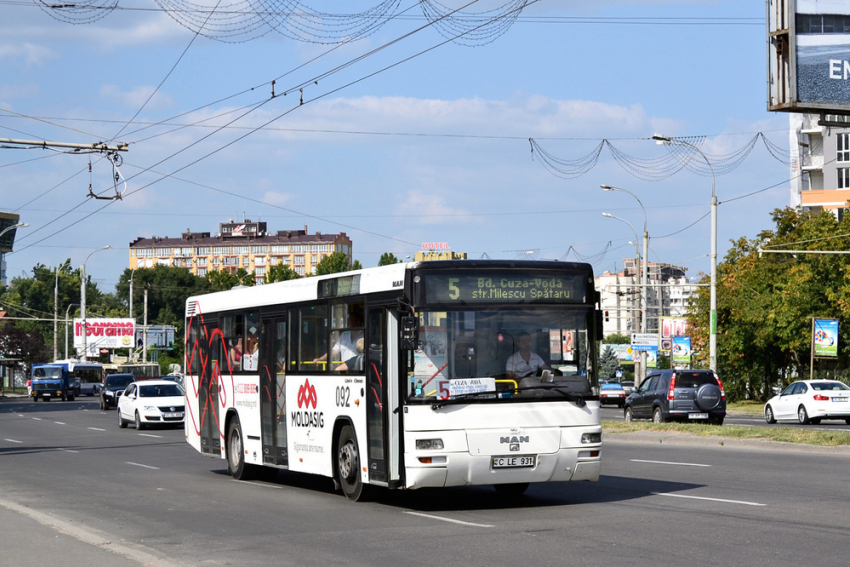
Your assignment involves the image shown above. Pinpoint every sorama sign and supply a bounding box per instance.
[73,318,135,350]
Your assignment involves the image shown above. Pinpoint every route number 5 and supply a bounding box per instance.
[437,380,450,400]
[448,278,460,300]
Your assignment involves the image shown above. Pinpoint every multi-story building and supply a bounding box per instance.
[129,220,353,283]
[790,113,850,217]
[596,259,698,338]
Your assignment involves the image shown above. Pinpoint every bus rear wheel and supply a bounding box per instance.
[336,425,371,501]
[227,418,255,481]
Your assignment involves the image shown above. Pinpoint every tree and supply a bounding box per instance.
[599,345,621,381]
[603,333,630,344]
[378,252,400,266]
[0,321,52,374]
[265,264,300,283]
[316,252,356,275]
[207,269,239,292]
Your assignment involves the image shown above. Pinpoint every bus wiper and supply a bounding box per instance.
[430,390,499,410]
[430,385,586,410]
[510,385,587,407]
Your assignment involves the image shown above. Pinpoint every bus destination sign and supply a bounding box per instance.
[421,273,585,304]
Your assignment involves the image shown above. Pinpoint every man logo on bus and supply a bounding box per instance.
[297,379,318,409]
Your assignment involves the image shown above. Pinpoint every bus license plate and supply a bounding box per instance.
[688,413,709,419]
[492,456,535,469]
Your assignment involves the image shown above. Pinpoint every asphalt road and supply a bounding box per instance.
[2,396,849,566]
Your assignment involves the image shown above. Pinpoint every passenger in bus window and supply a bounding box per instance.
[275,341,287,374]
[315,310,363,370]
[506,331,554,381]
[229,338,243,369]
[243,330,259,371]
[335,338,365,373]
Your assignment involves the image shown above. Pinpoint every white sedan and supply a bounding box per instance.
[764,380,850,425]
[117,380,185,430]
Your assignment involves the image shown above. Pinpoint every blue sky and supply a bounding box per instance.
[1,0,790,291]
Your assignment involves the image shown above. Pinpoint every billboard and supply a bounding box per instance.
[814,318,839,357]
[769,0,850,114]
[660,317,689,351]
[74,318,135,350]
[0,212,21,253]
[672,336,692,366]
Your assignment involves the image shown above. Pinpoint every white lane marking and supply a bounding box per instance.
[58,448,79,454]
[403,511,494,528]
[138,433,162,439]
[631,459,711,467]
[4,439,23,444]
[126,462,160,470]
[32,417,42,421]
[238,480,283,490]
[88,427,106,432]
[652,492,766,507]
[54,421,66,425]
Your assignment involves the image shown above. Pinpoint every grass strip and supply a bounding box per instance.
[603,421,850,447]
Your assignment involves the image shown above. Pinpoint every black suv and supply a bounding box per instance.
[99,373,135,410]
[624,369,726,425]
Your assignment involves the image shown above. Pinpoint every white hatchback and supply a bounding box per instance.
[117,380,186,430]
[764,380,850,425]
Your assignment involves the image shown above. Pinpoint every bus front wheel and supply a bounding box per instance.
[336,425,371,502]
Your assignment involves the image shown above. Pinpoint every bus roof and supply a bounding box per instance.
[185,259,594,315]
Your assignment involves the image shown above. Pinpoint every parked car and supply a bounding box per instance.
[99,373,135,410]
[621,381,635,395]
[600,383,627,407]
[163,372,184,386]
[624,369,726,425]
[117,380,185,430]
[764,380,850,425]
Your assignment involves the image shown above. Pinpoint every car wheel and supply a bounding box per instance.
[652,407,664,424]
[798,405,810,425]
[135,412,145,430]
[227,418,255,481]
[337,424,372,501]
[624,407,634,422]
[494,483,530,497]
[845,418,850,425]
[118,409,127,428]
[617,401,624,408]
[765,405,776,424]
[709,416,724,426]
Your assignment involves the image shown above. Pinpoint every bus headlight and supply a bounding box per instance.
[581,432,601,444]
[416,439,444,450]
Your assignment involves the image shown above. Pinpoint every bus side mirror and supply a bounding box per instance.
[401,316,419,350]
[595,310,604,342]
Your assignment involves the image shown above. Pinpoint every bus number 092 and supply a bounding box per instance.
[336,386,351,407]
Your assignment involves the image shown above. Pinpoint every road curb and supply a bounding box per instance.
[604,430,850,454]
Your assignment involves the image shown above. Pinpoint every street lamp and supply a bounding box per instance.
[652,134,717,372]
[80,245,111,362]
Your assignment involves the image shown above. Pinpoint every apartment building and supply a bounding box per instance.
[791,113,850,217]
[129,220,352,283]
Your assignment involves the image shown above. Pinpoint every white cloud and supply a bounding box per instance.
[0,42,55,66]
[394,191,471,226]
[99,84,175,111]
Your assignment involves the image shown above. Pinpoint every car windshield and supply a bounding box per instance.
[810,381,850,391]
[139,384,184,398]
[407,307,597,403]
[106,375,134,388]
[33,367,62,379]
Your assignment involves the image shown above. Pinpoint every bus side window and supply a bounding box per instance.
[298,304,328,372]
[244,311,260,372]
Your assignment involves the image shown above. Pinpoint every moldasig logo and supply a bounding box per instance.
[292,379,323,428]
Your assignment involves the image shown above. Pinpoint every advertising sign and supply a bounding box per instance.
[814,318,839,357]
[74,318,135,350]
[769,0,850,114]
[134,325,176,351]
[672,336,692,366]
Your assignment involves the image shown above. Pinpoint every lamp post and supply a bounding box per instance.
[129,266,137,319]
[64,303,79,360]
[80,246,110,362]
[602,212,644,382]
[652,134,717,372]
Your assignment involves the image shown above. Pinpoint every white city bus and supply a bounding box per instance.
[184,260,603,500]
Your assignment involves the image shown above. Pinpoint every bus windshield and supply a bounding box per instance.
[74,367,103,384]
[408,307,597,403]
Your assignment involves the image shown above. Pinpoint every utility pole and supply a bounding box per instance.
[143,288,148,363]
[53,267,59,361]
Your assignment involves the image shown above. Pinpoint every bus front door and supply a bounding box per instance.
[365,307,400,486]
[261,316,288,467]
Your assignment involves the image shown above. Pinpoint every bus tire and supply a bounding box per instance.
[227,418,255,481]
[336,425,371,501]
[494,483,530,497]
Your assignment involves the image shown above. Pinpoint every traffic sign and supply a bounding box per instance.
[631,333,656,346]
